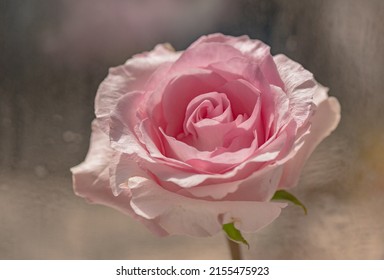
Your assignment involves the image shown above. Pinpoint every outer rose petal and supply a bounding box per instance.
[278,88,341,189]
[273,54,316,127]
[70,120,167,236]
[71,120,114,202]
[109,91,150,156]
[128,176,287,236]
[182,163,284,202]
[191,33,284,88]
[95,44,180,133]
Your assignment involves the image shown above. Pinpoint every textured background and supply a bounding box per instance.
[1,0,383,259]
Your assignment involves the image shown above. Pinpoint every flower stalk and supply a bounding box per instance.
[226,238,242,260]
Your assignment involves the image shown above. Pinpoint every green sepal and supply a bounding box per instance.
[272,190,307,215]
[222,222,249,248]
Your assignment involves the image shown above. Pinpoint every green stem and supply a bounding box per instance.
[226,238,242,260]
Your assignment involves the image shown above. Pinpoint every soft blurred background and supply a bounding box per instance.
[1,0,383,259]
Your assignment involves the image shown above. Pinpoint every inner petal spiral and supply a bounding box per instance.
[184,92,233,133]
[177,92,240,151]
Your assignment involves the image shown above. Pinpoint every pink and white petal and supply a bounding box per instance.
[224,164,283,202]
[71,119,115,201]
[73,165,167,236]
[109,91,150,157]
[72,161,131,216]
[184,163,283,202]
[169,41,243,74]
[137,119,166,157]
[273,54,316,126]
[230,40,284,88]
[278,96,341,189]
[313,82,329,105]
[268,85,291,135]
[190,33,268,61]
[70,121,167,236]
[71,120,114,176]
[192,33,284,87]
[128,176,287,236]
[95,44,179,133]
[109,153,149,196]
[178,180,241,200]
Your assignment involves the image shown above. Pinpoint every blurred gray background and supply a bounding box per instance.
[1,0,383,259]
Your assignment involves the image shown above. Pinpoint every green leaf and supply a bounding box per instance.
[222,222,249,247]
[272,190,307,215]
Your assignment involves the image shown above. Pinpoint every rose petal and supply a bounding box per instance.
[183,163,284,202]
[95,44,179,133]
[109,91,150,156]
[278,95,341,189]
[313,82,329,105]
[128,176,287,236]
[71,120,115,201]
[70,120,167,236]
[194,33,284,87]
[109,153,149,196]
[170,40,243,74]
[273,54,316,126]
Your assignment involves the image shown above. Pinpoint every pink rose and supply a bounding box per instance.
[71,34,340,237]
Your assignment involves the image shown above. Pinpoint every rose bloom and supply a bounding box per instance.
[71,34,340,237]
